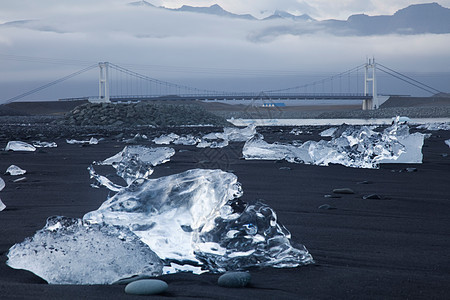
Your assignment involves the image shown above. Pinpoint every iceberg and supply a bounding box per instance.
[83,169,313,273]
[6,216,162,284]
[5,141,36,152]
[243,122,426,169]
[6,165,27,176]
[95,145,175,185]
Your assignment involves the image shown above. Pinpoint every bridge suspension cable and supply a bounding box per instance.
[3,64,97,104]
[262,64,366,94]
[376,63,442,95]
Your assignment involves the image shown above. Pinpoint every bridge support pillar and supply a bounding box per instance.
[363,57,378,110]
[97,62,110,103]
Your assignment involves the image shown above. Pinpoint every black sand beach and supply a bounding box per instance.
[0,118,449,299]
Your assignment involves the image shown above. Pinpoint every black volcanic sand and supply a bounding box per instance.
[0,124,449,299]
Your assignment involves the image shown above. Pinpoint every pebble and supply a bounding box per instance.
[218,272,251,288]
[124,279,168,295]
[363,194,382,200]
[332,188,355,194]
[324,194,341,198]
[319,204,336,210]
[357,180,373,184]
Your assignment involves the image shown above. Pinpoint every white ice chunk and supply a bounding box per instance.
[7,216,162,284]
[0,199,5,211]
[417,123,450,131]
[0,177,5,191]
[96,146,175,185]
[32,141,57,148]
[319,127,337,137]
[445,139,450,148]
[243,122,426,169]
[173,134,200,145]
[83,169,313,273]
[6,165,26,176]
[5,141,36,152]
[153,133,179,145]
[223,124,256,142]
[66,137,98,145]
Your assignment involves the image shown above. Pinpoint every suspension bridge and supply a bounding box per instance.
[4,58,442,110]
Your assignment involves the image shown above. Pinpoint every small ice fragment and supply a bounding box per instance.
[173,135,199,145]
[153,133,179,145]
[5,141,36,152]
[13,177,27,183]
[0,199,5,211]
[33,141,57,148]
[66,137,99,145]
[0,177,5,191]
[319,127,337,137]
[94,146,175,186]
[6,216,163,284]
[445,139,450,148]
[6,165,26,176]
[417,123,450,131]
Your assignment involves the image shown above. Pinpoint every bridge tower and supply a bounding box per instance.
[363,58,378,110]
[89,62,110,103]
[98,62,110,102]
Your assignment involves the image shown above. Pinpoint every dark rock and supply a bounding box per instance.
[324,194,341,198]
[124,279,168,295]
[357,180,373,184]
[218,272,251,288]
[363,194,383,200]
[332,188,355,194]
[318,204,336,210]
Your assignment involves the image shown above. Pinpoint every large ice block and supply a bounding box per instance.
[7,216,163,284]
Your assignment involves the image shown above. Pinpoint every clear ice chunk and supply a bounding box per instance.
[6,216,163,285]
[319,127,337,137]
[66,137,98,145]
[83,169,313,272]
[0,198,5,211]
[0,176,5,191]
[173,134,200,145]
[153,133,179,145]
[5,141,36,152]
[243,122,426,169]
[445,139,450,148]
[32,141,57,148]
[6,165,27,176]
[417,123,450,131]
[96,146,175,185]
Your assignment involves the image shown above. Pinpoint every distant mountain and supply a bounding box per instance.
[263,10,315,22]
[128,1,155,7]
[323,3,450,35]
[171,4,256,20]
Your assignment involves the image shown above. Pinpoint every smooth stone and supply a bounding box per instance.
[318,204,336,210]
[332,188,355,194]
[113,275,153,285]
[363,194,382,200]
[124,279,168,295]
[357,180,373,184]
[324,194,341,198]
[218,272,251,288]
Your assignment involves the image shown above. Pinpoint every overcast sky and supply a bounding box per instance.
[1,0,449,101]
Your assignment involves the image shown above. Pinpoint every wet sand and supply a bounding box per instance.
[0,125,449,299]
